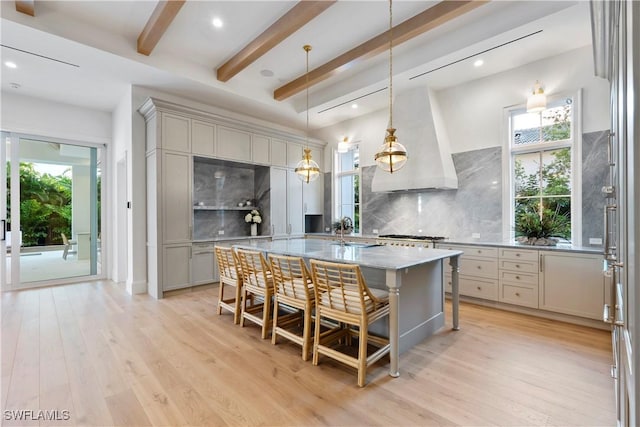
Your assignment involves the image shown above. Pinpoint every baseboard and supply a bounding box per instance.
[126,279,147,295]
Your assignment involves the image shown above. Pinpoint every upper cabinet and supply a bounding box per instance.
[287,143,303,168]
[217,126,252,162]
[191,120,216,157]
[162,113,191,152]
[252,134,270,165]
[271,139,287,167]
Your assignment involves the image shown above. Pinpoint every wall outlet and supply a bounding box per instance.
[589,237,603,245]
[218,230,224,235]
[372,229,379,234]
[472,233,481,239]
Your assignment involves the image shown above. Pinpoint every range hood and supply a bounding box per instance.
[371,87,458,192]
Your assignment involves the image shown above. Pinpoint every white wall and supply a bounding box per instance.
[437,46,610,153]
[0,92,111,144]
[314,45,611,165]
[111,89,132,285]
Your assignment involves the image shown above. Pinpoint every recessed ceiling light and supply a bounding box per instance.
[9,82,21,89]
[212,17,223,28]
[260,69,274,77]
[351,103,358,109]
[5,61,17,69]
[473,59,484,67]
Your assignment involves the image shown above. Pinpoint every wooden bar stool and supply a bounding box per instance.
[309,259,391,387]
[214,246,243,324]
[236,248,275,339]
[268,254,315,361]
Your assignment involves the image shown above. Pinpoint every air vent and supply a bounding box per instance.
[318,86,387,114]
[409,30,543,81]
[0,44,79,68]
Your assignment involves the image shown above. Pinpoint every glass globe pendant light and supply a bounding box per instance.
[294,44,320,183]
[374,0,407,173]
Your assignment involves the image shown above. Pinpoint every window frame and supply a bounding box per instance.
[333,143,361,234]
[502,89,583,244]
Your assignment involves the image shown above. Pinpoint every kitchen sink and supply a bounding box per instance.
[331,242,381,248]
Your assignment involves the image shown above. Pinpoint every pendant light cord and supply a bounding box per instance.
[388,0,393,131]
[305,45,310,151]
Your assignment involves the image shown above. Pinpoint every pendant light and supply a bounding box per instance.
[526,80,547,113]
[374,0,407,173]
[337,137,349,153]
[294,45,321,183]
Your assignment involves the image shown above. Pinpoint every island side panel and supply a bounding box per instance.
[362,260,445,354]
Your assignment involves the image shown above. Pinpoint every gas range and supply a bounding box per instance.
[376,234,447,248]
[378,234,447,241]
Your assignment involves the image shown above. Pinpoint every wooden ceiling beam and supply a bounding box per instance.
[137,0,186,56]
[15,0,35,16]
[216,1,336,82]
[274,0,488,101]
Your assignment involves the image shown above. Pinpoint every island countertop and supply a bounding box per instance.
[232,238,463,270]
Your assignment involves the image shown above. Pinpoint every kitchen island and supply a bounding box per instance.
[232,238,463,378]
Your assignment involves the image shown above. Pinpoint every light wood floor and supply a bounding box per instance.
[1,281,615,426]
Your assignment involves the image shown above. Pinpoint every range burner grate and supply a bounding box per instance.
[378,234,446,241]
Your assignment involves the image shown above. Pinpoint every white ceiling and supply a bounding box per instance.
[0,1,592,133]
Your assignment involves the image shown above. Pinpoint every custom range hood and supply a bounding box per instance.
[371,87,458,192]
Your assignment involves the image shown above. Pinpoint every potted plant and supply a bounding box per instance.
[515,206,569,246]
[332,216,353,235]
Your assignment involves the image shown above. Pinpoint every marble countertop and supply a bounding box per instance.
[192,235,271,244]
[232,238,462,270]
[435,239,603,255]
[305,234,603,254]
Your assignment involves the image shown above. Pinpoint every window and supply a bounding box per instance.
[334,145,360,233]
[507,93,579,242]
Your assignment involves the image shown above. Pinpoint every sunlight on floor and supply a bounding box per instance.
[6,249,101,284]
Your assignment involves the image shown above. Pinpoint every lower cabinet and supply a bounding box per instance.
[438,243,605,322]
[163,244,191,291]
[539,251,604,320]
[440,244,498,301]
[498,248,540,308]
[191,243,217,285]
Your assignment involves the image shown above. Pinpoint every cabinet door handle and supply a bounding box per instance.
[515,253,521,257]
[515,264,520,268]
[539,254,543,272]
[1,219,5,241]
[515,275,520,280]
[515,292,520,297]
[476,286,482,290]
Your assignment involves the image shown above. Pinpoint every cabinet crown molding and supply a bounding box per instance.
[138,97,326,148]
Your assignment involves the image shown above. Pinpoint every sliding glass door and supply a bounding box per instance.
[1,133,103,290]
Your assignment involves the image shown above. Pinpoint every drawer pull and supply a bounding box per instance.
[515,253,521,257]
[515,264,520,268]
[477,286,482,290]
[515,292,521,297]
[477,250,482,254]
[515,275,521,280]
[477,266,482,269]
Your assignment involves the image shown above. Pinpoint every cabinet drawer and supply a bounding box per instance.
[500,248,538,262]
[499,260,538,274]
[459,257,498,279]
[445,274,498,301]
[499,270,538,285]
[500,283,538,308]
[439,245,498,259]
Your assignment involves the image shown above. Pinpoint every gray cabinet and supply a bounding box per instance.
[303,172,324,215]
[191,120,215,157]
[539,251,604,319]
[162,151,192,243]
[192,243,216,285]
[270,167,303,237]
[162,113,190,152]
[217,126,251,162]
[163,244,191,291]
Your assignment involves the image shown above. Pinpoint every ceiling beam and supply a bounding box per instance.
[216,1,336,82]
[137,0,186,56]
[274,0,488,101]
[15,0,34,16]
